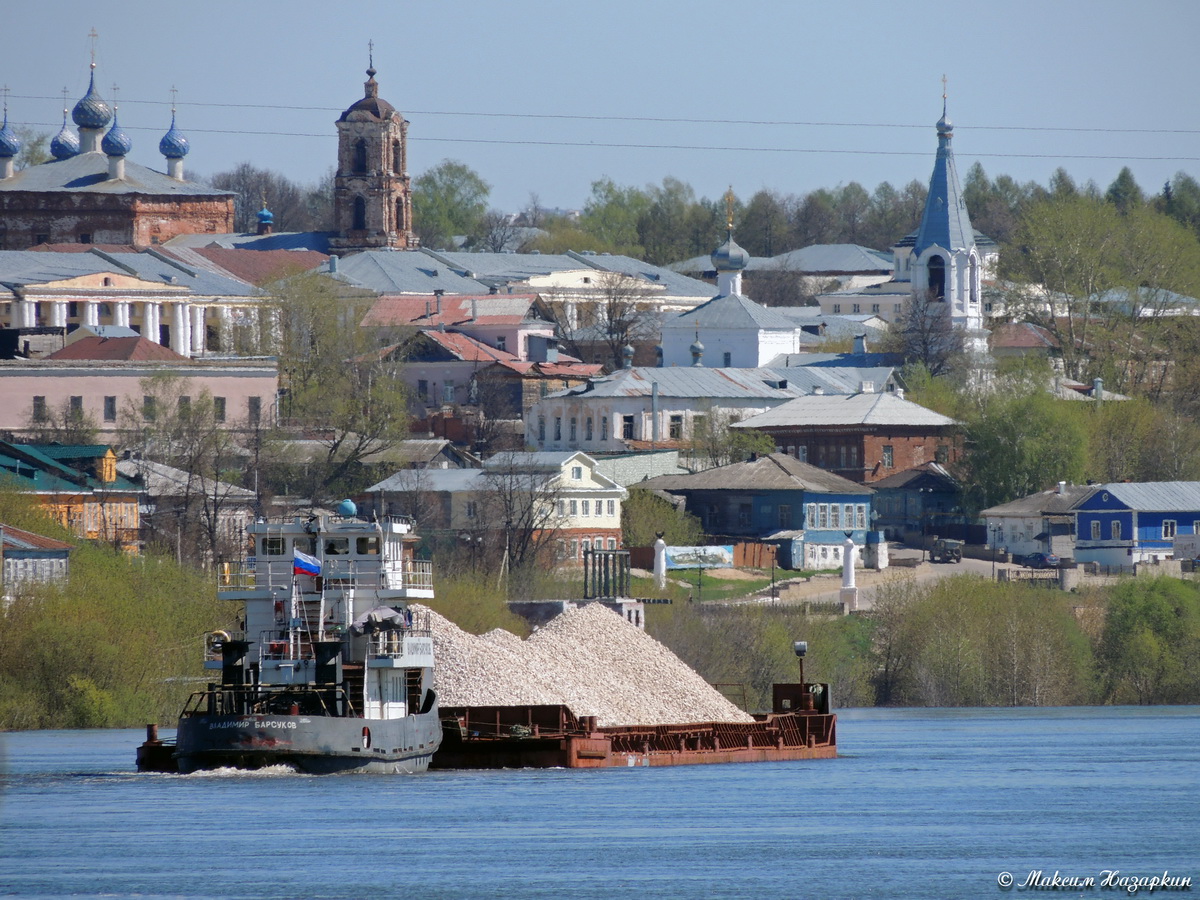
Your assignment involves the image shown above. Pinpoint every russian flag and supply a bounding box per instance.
[293,549,321,576]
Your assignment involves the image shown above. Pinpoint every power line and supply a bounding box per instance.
[11,92,1200,136]
[15,119,1200,164]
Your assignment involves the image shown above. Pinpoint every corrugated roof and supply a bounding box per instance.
[0,247,258,297]
[329,251,490,294]
[552,366,805,401]
[116,459,255,501]
[0,152,233,197]
[0,522,74,552]
[1096,482,1200,511]
[732,392,958,429]
[163,231,334,253]
[641,453,872,495]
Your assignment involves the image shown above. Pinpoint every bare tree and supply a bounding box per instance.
[481,452,565,578]
[546,271,662,368]
[468,210,524,252]
[887,290,966,377]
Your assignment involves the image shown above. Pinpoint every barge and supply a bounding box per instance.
[432,683,835,769]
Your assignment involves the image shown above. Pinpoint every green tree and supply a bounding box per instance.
[957,378,1087,511]
[621,487,703,548]
[736,190,790,257]
[1106,166,1145,214]
[578,177,649,255]
[1099,577,1200,704]
[687,405,776,469]
[411,160,490,250]
[273,273,412,502]
[14,126,49,170]
[637,176,698,265]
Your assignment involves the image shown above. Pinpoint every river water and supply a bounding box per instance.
[1,707,1197,899]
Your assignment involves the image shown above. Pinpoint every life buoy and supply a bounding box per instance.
[208,630,231,654]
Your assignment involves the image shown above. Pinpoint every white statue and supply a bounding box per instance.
[653,534,667,590]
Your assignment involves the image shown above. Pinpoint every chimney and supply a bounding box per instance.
[853,333,868,355]
[470,298,477,321]
[328,255,338,274]
[1057,481,1066,495]
[1093,377,1103,404]
[434,290,443,317]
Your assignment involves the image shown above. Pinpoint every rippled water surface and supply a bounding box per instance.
[2,707,1197,899]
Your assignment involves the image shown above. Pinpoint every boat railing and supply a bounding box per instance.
[365,609,433,662]
[217,558,434,592]
[204,630,246,664]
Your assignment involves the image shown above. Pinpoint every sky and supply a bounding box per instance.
[4,0,1199,216]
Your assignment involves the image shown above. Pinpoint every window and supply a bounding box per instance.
[882,445,894,468]
[69,395,83,414]
[798,446,807,462]
[496,336,506,351]
[262,536,285,556]
[723,352,732,367]
[353,138,368,174]
[830,504,840,528]
[570,417,577,442]
[852,303,861,314]
[356,537,380,555]
[554,417,562,441]
[443,380,455,403]
[607,499,615,517]
[819,504,829,528]
[807,503,817,527]
[248,396,262,425]
[34,233,49,245]
[465,501,477,519]
[936,445,949,464]
[601,416,608,441]
[1163,520,1177,539]
[738,503,752,526]
[103,396,117,422]
[581,500,590,517]
[857,505,867,529]
[571,465,583,480]
[417,380,428,400]
[392,139,402,175]
[872,304,880,314]
[178,396,191,415]
[143,395,156,422]
[1091,521,1101,540]
[832,304,841,314]
[569,500,578,516]
[538,417,546,442]
[324,537,350,555]
[779,504,791,528]
[32,396,47,422]
[607,538,617,550]
[845,504,855,527]
[622,415,634,439]
[78,233,92,244]
[586,417,594,441]
[213,397,226,423]
[669,414,683,439]
[353,196,367,230]
[1112,521,1122,541]
[557,500,566,517]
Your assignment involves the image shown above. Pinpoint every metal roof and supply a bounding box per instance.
[1094,482,1200,511]
[0,248,258,297]
[980,484,1098,517]
[0,151,233,196]
[666,292,798,330]
[553,366,805,401]
[768,244,893,273]
[732,392,958,429]
[641,453,872,495]
[913,118,975,256]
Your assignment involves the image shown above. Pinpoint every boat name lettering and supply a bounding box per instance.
[208,719,298,730]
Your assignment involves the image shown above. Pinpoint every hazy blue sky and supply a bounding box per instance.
[5,0,1198,215]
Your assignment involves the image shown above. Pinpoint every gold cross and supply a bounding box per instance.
[88,27,99,69]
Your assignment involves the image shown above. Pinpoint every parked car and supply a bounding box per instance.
[929,538,963,563]
[1024,552,1060,569]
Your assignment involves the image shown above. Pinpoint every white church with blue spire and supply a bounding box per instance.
[818,96,997,354]
[0,44,234,250]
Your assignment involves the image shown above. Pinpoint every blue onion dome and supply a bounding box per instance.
[0,111,21,158]
[158,111,189,158]
[937,110,953,137]
[101,109,132,157]
[690,337,705,354]
[710,231,750,272]
[50,110,81,160]
[72,70,113,130]
[257,204,274,226]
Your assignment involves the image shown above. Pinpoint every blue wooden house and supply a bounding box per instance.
[639,453,878,570]
[1073,482,1200,567]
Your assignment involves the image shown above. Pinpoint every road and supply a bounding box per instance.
[759,548,1020,611]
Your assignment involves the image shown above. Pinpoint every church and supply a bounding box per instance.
[0,62,234,250]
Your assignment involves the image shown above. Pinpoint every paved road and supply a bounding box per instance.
[760,548,1020,611]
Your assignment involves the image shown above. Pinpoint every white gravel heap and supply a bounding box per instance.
[416,602,754,728]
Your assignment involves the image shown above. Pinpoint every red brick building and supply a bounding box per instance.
[731,391,961,484]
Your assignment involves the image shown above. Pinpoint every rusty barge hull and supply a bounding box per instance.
[432,684,835,770]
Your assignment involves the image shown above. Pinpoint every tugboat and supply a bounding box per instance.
[145,500,441,774]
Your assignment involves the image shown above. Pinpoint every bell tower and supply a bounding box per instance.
[329,51,415,254]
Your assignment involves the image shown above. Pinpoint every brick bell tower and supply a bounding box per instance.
[329,52,416,254]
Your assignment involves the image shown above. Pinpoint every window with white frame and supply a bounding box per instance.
[857,505,867,528]
[1163,520,1177,539]
[606,499,615,516]
[557,500,566,517]
[569,500,578,516]
[1112,521,1122,540]
[581,500,590,516]
[1091,520,1101,540]
[571,465,583,480]
[830,504,840,528]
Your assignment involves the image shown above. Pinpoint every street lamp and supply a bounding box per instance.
[918,487,934,562]
[990,524,1003,580]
